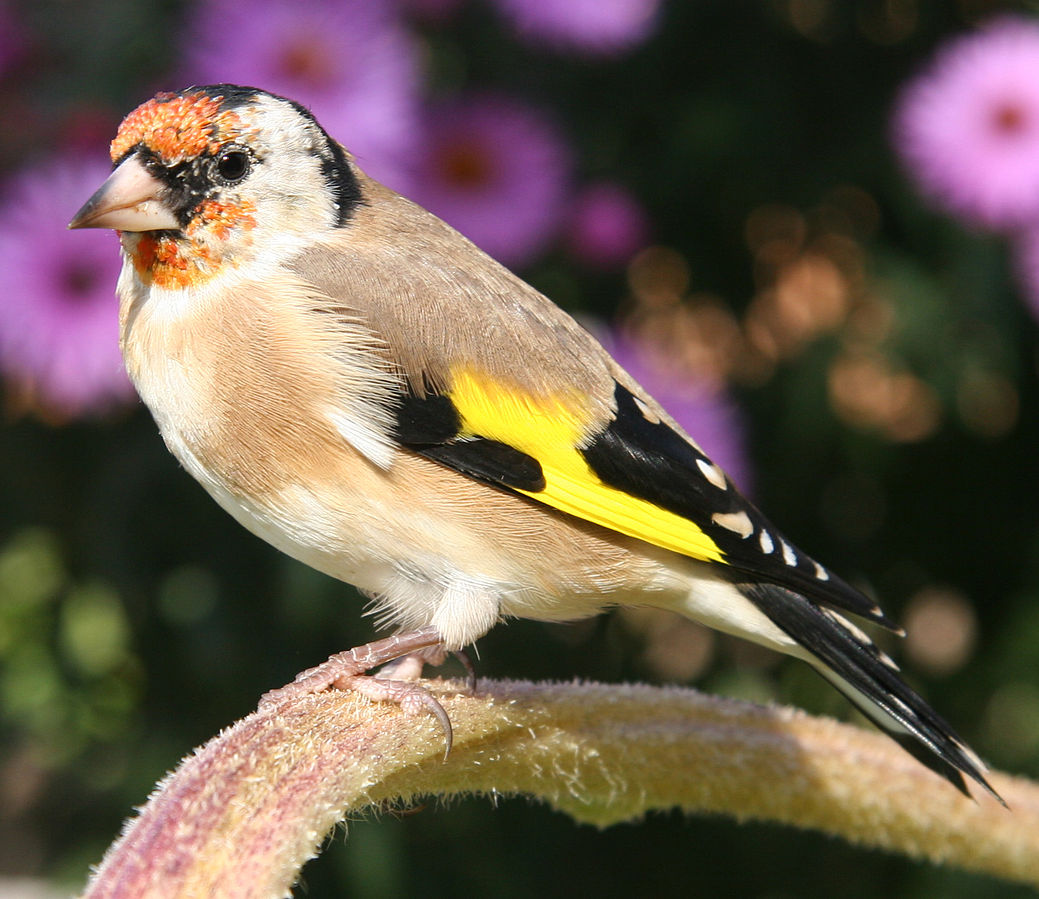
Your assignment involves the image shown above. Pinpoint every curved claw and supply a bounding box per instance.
[340,674,454,758]
[398,686,454,758]
[257,627,458,756]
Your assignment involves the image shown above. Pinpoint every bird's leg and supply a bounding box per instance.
[375,644,477,690]
[452,647,478,691]
[258,626,461,755]
[374,643,448,681]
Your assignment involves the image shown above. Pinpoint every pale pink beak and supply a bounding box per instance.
[69,156,181,232]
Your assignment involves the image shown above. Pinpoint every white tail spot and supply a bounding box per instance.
[823,607,872,645]
[877,650,900,671]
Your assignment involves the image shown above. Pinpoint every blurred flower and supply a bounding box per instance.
[827,351,941,443]
[892,16,1039,230]
[745,251,853,363]
[491,0,660,56]
[566,181,649,269]
[0,159,133,421]
[902,586,977,677]
[408,93,571,267]
[625,246,758,387]
[740,199,879,387]
[602,328,751,492]
[180,0,420,190]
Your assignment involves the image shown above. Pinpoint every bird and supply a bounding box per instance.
[70,83,998,801]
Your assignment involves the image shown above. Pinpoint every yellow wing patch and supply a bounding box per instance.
[448,369,725,564]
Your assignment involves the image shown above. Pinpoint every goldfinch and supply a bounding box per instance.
[70,84,997,800]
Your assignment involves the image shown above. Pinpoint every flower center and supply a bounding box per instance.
[992,101,1028,135]
[438,142,493,189]
[62,261,100,301]
[278,35,336,89]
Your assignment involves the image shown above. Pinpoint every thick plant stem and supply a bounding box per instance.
[80,680,1035,899]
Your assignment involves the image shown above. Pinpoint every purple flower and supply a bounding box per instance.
[180,0,420,190]
[602,329,751,492]
[491,0,660,56]
[0,159,134,421]
[407,93,572,267]
[893,16,1039,230]
[566,181,650,269]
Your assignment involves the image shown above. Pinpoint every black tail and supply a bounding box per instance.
[742,583,1003,804]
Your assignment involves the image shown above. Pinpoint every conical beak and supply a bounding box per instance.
[69,156,181,232]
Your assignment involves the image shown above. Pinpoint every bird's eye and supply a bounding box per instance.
[215,149,251,183]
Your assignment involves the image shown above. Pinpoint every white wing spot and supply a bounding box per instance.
[781,540,797,567]
[696,458,728,490]
[813,561,830,581]
[712,510,754,538]
[632,394,660,423]
[759,530,775,554]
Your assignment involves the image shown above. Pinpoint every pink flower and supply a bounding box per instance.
[566,181,650,269]
[603,329,751,493]
[407,93,572,267]
[893,16,1039,230]
[180,0,420,190]
[0,159,134,420]
[491,0,660,56]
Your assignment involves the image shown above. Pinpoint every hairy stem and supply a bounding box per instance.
[80,680,1035,898]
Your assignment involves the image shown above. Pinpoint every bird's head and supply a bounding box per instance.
[69,84,362,289]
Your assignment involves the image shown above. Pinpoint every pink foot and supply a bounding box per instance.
[258,626,459,755]
[375,645,476,690]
